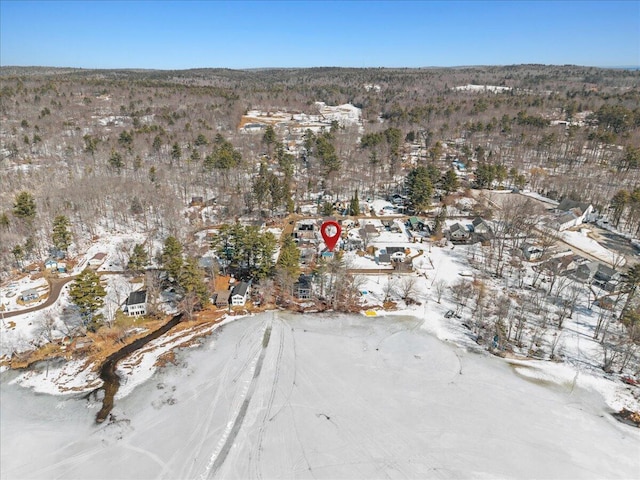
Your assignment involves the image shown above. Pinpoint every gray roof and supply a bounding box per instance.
[556,212,577,225]
[378,254,392,264]
[127,290,147,306]
[232,281,250,297]
[557,199,591,215]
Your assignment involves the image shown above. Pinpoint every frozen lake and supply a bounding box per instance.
[2,312,639,479]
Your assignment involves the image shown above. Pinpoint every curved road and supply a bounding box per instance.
[2,275,76,319]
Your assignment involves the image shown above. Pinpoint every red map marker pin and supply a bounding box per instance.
[320,220,341,252]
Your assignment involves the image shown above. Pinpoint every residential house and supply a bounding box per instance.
[44,259,58,270]
[23,263,40,274]
[88,253,107,267]
[21,289,39,302]
[231,281,250,306]
[553,199,594,231]
[406,216,427,232]
[57,262,67,273]
[572,261,600,284]
[213,290,231,308]
[125,290,147,317]
[363,224,380,236]
[190,196,204,206]
[593,264,621,292]
[452,159,466,172]
[539,254,577,276]
[382,220,401,233]
[390,194,406,206]
[384,247,407,262]
[449,223,471,242]
[293,275,313,300]
[472,217,492,235]
[552,212,579,232]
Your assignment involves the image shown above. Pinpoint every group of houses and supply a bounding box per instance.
[446,217,494,244]
[532,253,622,292]
[122,280,253,318]
[212,281,251,309]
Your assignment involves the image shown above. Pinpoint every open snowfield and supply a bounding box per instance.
[2,312,639,480]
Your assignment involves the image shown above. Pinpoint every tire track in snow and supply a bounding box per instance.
[180,322,262,480]
[203,320,273,479]
[252,319,285,479]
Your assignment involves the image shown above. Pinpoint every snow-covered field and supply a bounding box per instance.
[560,229,626,266]
[2,313,639,479]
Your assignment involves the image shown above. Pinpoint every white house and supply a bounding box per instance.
[125,290,147,316]
[449,223,471,242]
[89,252,107,267]
[553,199,594,231]
[231,281,250,306]
[44,259,58,270]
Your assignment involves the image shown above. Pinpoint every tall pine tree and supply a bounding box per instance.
[162,236,183,279]
[128,243,149,273]
[52,215,72,254]
[69,269,106,331]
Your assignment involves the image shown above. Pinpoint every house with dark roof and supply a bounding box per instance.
[125,290,147,316]
[449,223,471,242]
[471,217,492,235]
[231,281,250,306]
[293,275,313,300]
[572,261,599,284]
[593,264,621,292]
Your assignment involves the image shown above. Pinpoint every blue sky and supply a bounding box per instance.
[1,1,638,69]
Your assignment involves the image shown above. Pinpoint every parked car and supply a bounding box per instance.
[445,310,454,318]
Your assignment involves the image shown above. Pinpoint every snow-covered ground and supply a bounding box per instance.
[0,275,48,313]
[560,229,625,266]
[0,282,75,361]
[2,313,638,479]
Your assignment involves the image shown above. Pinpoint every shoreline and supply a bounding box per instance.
[3,305,639,428]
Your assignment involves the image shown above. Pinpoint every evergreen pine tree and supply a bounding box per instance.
[13,191,36,220]
[178,257,210,306]
[128,243,149,273]
[162,236,183,279]
[52,215,72,254]
[406,166,434,213]
[69,269,106,331]
[441,169,459,195]
[350,189,360,216]
[277,235,300,278]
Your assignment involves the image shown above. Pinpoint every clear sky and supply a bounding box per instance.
[1,1,638,69]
